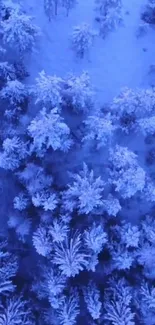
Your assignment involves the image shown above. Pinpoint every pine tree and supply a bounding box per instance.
[56,291,79,325]
[53,233,88,277]
[1,8,40,54]
[44,0,54,21]
[0,296,34,325]
[62,163,104,214]
[109,145,146,198]
[0,136,28,171]
[34,70,64,107]
[28,107,72,156]
[62,0,77,16]
[32,225,53,257]
[83,281,102,320]
[84,223,107,254]
[0,79,28,107]
[63,72,94,112]
[71,23,97,58]
[104,279,135,325]
[83,113,116,148]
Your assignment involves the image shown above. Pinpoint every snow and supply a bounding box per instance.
[22,0,155,104]
[16,0,155,225]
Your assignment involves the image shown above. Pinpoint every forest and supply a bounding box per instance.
[0,0,155,324]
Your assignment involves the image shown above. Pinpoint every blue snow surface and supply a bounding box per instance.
[24,0,154,104]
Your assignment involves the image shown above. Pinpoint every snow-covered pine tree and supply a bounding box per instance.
[63,72,94,112]
[56,291,79,325]
[0,62,16,88]
[0,79,28,108]
[17,163,53,196]
[62,0,77,16]
[95,0,122,17]
[83,113,116,148]
[33,70,64,107]
[84,222,107,254]
[62,163,104,214]
[49,219,69,243]
[0,296,34,325]
[0,239,18,296]
[104,279,135,325]
[0,136,28,171]
[32,190,58,211]
[32,225,53,257]
[111,87,155,133]
[138,281,155,324]
[28,107,72,156]
[137,116,155,136]
[100,6,123,38]
[95,0,122,38]
[109,145,146,198]
[111,244,135,270]
[83,281,102,320]
[71,23,97,58]
[1,8,40,54]
[44,0,54,21]
[13,192,30,211]
[53,233,88,277]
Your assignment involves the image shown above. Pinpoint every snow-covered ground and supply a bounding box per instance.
[23,0,155,104]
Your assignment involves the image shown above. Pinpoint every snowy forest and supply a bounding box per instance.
[1,0,155,324]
